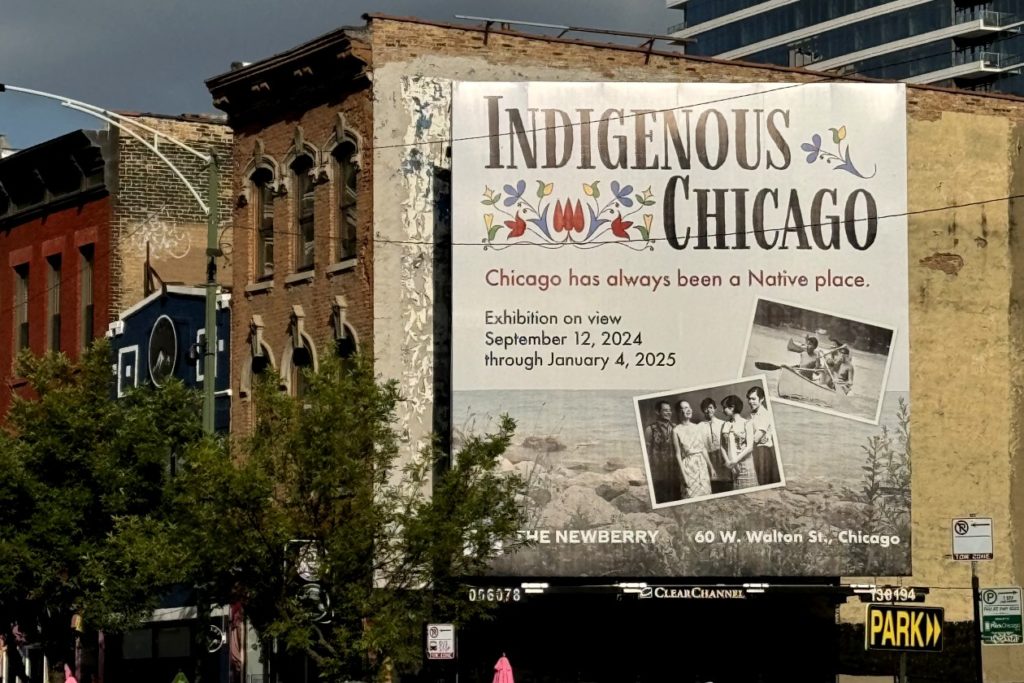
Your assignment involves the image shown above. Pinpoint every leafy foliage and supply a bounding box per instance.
[167,355,528,681]
[0,341,207,668]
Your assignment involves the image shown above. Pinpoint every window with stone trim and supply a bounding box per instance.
[334,142,358,262]
[290,343,314,398]
[252,168,275,279]
[47,254,61,352]
[13,263,29,354]
[80,245,94,349]
[292,155,316,271]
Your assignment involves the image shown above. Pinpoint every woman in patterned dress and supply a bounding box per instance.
[671,400,714,499]
[720,394,758,489]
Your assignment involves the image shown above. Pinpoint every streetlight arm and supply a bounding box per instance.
[1,84,212,163]
[63,102,209,214]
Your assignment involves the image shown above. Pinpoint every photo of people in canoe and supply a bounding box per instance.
[634,376,785,509]
[740,298,896,425]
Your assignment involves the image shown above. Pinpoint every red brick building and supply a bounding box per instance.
[0,114,232,415]
[0,130,113,413]
[206,32,371,434]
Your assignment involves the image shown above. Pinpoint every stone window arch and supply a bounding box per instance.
[239,314,277,399]
[327,113,362,264]
[280,305,318,397]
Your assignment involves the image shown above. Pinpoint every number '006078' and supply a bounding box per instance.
[468,587,522,602]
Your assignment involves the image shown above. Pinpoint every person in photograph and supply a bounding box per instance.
[746,385,780,485]
[798,335,824,382]
[720,395,758,490]
[644,400,683,503]
[672,401,714,499]
[700,397,731,494]
[834,347,855,395]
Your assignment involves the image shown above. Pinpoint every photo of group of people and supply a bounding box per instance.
[634,377,784,508]
[634,298,899,508]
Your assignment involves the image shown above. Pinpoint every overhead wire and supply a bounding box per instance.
[2,32,1021,323]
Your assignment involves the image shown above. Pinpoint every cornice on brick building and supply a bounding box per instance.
[206,28,370,126]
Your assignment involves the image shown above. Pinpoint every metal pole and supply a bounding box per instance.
[972,561,984,683]
[898,652,906,683]
[203,154,220,434]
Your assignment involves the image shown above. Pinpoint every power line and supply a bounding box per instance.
[2,40,1018,326]
[364,29,1024,152]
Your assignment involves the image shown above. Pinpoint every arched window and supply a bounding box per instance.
[290,343,314,398]
[251,168,275,279]
[333,142,358,262]
[292,155,316,271]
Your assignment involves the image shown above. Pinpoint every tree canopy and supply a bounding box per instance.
[1,345,527,683]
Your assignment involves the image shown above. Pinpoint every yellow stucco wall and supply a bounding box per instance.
[369,17,1024,680]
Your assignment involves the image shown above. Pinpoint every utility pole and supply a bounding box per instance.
[203,154,220,433]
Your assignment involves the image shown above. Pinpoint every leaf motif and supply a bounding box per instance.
[536,180,547,199]
[636,225,650,242]
[634,194,644,205]
[487,224,501,241]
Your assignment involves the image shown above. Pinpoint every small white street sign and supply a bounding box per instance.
[952,517,993,561]
[426,623,455,660]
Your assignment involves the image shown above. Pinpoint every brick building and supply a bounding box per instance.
[0,114,232,416]
[206,33,370,435]
[208,15,1024,683]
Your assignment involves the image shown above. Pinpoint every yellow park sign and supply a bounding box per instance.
[865,604,944,652]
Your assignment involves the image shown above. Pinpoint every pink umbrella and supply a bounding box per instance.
[493,654,514,683]
[64,664,78,683]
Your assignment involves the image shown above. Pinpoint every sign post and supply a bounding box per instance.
[426,623,456,660]
[980,587,1023,645]
[952,516,993,682]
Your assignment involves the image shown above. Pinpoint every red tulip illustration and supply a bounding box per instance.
[554,199,584,232]
[611,213,632,239]
[505,212,527,238]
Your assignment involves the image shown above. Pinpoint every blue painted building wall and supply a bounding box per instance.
[108,286,231,433]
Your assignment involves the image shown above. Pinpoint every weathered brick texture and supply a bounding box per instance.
[110,114,233,318]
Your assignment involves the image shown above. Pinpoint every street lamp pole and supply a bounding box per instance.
[0,83,220,433]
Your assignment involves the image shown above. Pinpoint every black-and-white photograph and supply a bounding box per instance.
[634,376,786,509]
[739,298,897,425]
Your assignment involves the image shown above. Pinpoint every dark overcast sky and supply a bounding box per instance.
[0,0,675,150]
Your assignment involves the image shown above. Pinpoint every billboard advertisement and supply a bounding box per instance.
[451,82,910,576]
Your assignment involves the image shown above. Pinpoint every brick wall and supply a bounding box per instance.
[227,94,373,434]
[110,115,233,318]
[0,196,112,414]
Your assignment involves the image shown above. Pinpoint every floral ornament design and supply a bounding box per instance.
[800,125,876,179]
[481,180,656,250]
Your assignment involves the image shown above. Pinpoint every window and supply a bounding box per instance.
[334,143,358,261]
[252,168,275,279]
[80,245,94,349]
[47,255,61,352]
[292,156,315,270]
[291,344,314,398]
[13,264,29,354]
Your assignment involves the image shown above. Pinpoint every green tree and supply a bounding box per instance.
[167,355,527,682]
[0,341,207,677]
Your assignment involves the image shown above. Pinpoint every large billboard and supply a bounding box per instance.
[452,82,910,577]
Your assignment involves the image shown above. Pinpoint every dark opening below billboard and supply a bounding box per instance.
[451,82,910,577]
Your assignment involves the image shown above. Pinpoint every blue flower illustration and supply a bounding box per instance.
[610,180,634,207]
[503,180,526,206]
[801,133,822,163]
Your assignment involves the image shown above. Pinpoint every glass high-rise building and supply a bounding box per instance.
[668,1,1024,94]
